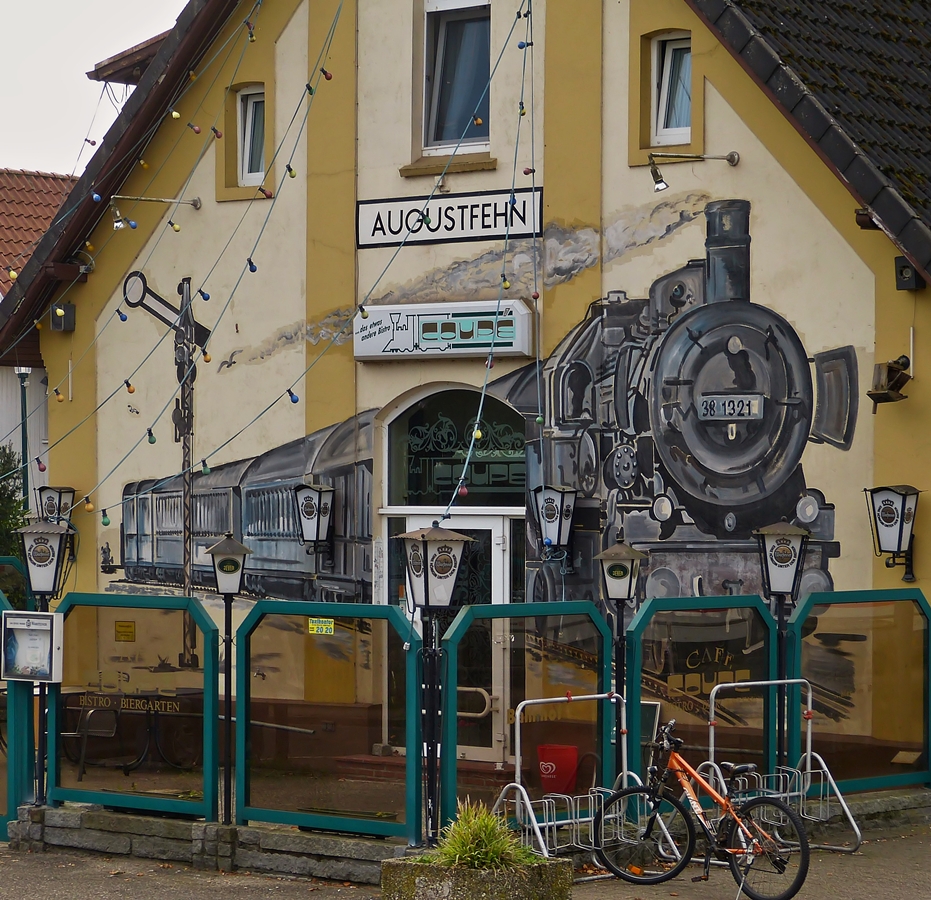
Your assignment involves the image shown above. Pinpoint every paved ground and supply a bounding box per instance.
[0,824,927,900]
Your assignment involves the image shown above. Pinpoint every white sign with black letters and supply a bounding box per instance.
[354,299,533,359]
[356,187,543,248]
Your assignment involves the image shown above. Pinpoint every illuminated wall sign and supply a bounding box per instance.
[354,299,533,360]
[356,187,543,248]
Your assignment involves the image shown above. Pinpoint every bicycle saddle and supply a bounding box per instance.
[719,761,757,777]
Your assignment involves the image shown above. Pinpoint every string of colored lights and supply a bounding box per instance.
[63,4,345,517]
[83,0,534,527]
[0,4,266,461]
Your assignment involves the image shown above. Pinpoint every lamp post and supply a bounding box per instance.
[393,522,472,845]
[594,537,648,778]
[16,520,72,804]
[865,485,920,581]
[13,366,30,513]
[205,532,252,826]
[753,521,809,769]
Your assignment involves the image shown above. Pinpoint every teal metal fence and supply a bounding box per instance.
[440,601,613,827]
[235,600,422,844]
[47,593,219,819]
[787,588,931,791]
[624,595,778,780]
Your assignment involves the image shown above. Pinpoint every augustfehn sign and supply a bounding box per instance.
[354,299,533,359]
[356,186,543,248]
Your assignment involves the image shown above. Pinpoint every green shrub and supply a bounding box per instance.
[426,800,538,870]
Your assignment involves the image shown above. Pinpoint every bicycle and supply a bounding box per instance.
[593,719,810,900]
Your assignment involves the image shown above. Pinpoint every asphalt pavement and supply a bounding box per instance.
[0,824,926,900]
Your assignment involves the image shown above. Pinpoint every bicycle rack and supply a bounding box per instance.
[490,691,641,859]
[707,679,862,853]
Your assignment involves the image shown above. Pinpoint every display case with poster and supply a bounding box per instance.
[1,611,64,683]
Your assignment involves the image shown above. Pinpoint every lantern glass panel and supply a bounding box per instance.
[213,555,245,595]
[600,556,639,605]
[762,532,805,596]
[21,530,67,596]
[403,537,466,608]
[37,486,76,524]
[532,486,577,548]
[294,485,334,544]
[870,487,918,554]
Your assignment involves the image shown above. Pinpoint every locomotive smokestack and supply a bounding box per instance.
[705,200,751,302]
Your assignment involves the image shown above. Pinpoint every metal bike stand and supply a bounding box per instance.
[491,691,641,869]
[707,678,862,853]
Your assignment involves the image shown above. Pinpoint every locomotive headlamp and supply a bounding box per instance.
[595,538,648,610]
[36,485,76,525]
[865,485,920,582]
[394,521,473,609]
[647,151,740,194]
[532,485,577,555]
[753,521,810,601]
[293,483,335,546]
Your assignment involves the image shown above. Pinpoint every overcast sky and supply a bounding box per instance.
[1,2,189,175]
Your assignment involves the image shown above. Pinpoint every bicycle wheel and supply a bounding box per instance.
[155,713,203,769]
[594,786,696,884]
[726,796,810,900]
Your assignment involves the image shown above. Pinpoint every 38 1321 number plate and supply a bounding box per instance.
[697,394,764,420]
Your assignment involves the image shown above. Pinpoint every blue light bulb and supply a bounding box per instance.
[543,537,552,546]
[118,309,128,322]
[518,41,528,49]
[198,289,210,301]
[128,219,137,229]
[247,257,257,273]
[288,389,299,404]
[92,193,101,202]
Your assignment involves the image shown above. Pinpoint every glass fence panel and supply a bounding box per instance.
[638,606,769,767]
[247,615,405,824]
[57,605,205,799]
[800,599,926,780]
[0,682,7,819]
[454,613,604,807]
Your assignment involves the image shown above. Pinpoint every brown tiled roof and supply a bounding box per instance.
[0,169,76,297]
[685,0,931,278]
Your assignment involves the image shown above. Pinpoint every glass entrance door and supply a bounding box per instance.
[407,515,523,762]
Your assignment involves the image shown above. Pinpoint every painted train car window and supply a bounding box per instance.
[389,390,525,507]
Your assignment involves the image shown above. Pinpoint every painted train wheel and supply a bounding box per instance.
[648,301,812,509]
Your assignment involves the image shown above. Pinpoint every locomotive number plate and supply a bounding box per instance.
[697,394,764,420]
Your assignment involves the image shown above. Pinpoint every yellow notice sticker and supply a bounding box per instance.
[114,621,136,642]
[308,617,335,635]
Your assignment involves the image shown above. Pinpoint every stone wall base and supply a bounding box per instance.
[6,805,407,883]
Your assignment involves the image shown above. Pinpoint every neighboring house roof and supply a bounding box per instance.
[0,0,240,358]
[86,30,170,86]
[686,0,931,276]
[0,169,77,366]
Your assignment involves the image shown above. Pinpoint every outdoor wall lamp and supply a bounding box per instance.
[293,482,335,564]
[865,485,920,582]
[531,484,577,560]
[648,151,740,193]
[867,355,911,412]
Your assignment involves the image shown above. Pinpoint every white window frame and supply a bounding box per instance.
[651,32,691,146]
[423,0,491,156]
[237,86,266,187]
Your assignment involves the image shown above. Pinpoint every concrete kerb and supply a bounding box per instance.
[5,788,931,883]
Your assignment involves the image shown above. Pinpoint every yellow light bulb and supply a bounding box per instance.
[85,241,95,252]
[502,280,511,290]
[84,499,95,513]
[55,307,65,317]
[474,429,483,440]
[34,320,42,330]
[8,269,17,281]
[139,159,149,169]
[203,352,211,363]
[171,110,181,119]
[172,222,181,233]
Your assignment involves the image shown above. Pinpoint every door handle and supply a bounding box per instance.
[494,534,507,551]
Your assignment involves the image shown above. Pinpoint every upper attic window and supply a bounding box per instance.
[424,0,490,155]
[238,86,266,187]
[652,33,691,146]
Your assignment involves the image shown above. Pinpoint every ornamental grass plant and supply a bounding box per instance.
[425,799,538,871]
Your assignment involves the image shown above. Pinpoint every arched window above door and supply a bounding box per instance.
[388,390,526,507]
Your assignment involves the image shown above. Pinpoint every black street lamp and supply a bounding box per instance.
[205,532,252,826]
[16,520,73,804]
[753,521,810,769]
[394,521,472,845]
[13,366,30,513]
[594,537,648,778]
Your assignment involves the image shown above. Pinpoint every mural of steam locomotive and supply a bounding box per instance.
[121,412,375,601]
[122,198,857,611]
[498,199,858,606]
